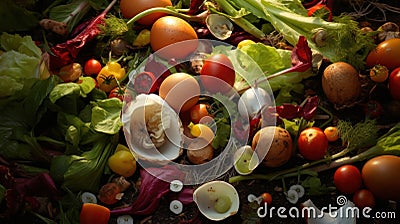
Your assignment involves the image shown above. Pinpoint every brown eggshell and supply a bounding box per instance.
[159,73,200,113]
[252,126,293,168]
[322,62,361,106]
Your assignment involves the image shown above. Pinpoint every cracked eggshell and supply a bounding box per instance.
[233,145,260,175]
[122,94,183,162]
[193,181,239,221]
[205,14,233,40]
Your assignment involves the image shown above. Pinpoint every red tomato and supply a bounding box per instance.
[109,86,126,101]
[389,67,400,100]
[366,38,400,70]
[297,127,328,161]
[84,59,102,76]
[261,192,272,205]
[133,71,158,94]
[307,4,332,21]
[200,54,236,94]
[352,189,375,209]
[190,103,212,123]
[334,165,362,194]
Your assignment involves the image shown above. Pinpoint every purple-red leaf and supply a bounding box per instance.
[187,0,205,15]
[265,96,319,121]
[290,36,313,73]
[256,36,312,84]
[111,166,193,216]
[49,0,117,71]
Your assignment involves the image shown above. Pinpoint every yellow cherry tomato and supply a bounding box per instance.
[188,123,215,144]
[237,39,256,49]
[133,29,151,47]
[96,61,126,93]
[324,126,340,142]
[108,145,137,177]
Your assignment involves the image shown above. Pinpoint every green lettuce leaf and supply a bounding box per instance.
[90,98,123,135]
[230,42,313,104]
[0,33,41,97]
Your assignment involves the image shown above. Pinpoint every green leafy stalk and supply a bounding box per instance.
[126,7,208,26]
[49,0,92,32]
[226,0,376,69]
[51,134,118,193]
[213,0,266,39]
[230,122,400,184]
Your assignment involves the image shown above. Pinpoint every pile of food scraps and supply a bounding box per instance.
[1,0,400,223]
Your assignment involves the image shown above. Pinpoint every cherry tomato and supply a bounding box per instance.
[307,4,332,21]
[297,127,328,161]
[366,38,400,70]
[190,103,212,123]
[84,58,102,76]
[334,165,362,194]
[323,126,340,142]
[108,86,126,101]
[261,192,272,205]
[352,189,375,209]
[369,64,389,83]
[133,71,158,94]
[200,54,236,94]
[237,39,256,49]
[389,66,400,100]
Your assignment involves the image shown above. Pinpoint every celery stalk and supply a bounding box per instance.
[213,0,266,39]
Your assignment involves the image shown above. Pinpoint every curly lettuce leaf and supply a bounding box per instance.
[0,33,41,97]
[232,42,314,104]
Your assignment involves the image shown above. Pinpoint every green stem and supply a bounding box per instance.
[229,169,317,183]
[317,105,334,129]
[229,146,353,183]
[36,136,66,147]
[126,7,208,26]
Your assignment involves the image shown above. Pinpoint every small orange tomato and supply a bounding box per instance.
[369,65,389,83]
[261,192,272,205]
[98,183,122,205]
[190,103,212,123]
[323,126,340,142]
[80,203,110,224]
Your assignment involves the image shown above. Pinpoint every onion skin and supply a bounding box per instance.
[238,87,270,119]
